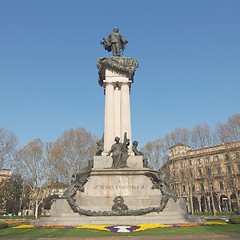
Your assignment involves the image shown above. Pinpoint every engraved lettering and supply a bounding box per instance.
[93,184,144,190]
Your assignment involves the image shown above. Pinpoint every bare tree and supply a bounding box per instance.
[0,128,17,169]
[0,174,23,214]
[15,139,51,218]
[203,159,217,215]
[216,114,240,142]
[164,128,191,148]
[141,138,167,169]
[158,124,215,152]
[142,129,191,170]
[47,128,96,183]
[190,124,214,148]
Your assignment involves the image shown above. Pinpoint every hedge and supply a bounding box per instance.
[0,222,9,229]
[229,216,240,224]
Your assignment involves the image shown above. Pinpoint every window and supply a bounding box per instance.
[192,185,195,192]
[238,163,240,172]
[236,152,240,159]
[217,166,222,175]
[180,171,185,179]
[224,154,229,160]
[206,167,211,176]
[214,155,219,162]
[197,159,201,165]
[227,165,232,174]
[219,181,224,191]
[189,160,192,166]
[198,169,202,177]
[200,183,204,191]
[182,185,186,192]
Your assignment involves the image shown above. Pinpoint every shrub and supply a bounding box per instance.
[229,216,240,224]
[0,222,9,229]
[216,211,237,216]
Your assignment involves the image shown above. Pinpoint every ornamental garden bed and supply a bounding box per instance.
[0,220,240,238]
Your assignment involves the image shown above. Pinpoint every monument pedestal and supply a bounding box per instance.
[39,157,189,225]
[42,199,187,225]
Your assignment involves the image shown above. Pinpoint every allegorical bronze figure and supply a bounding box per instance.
[107,133,129,168]
[101,27,128,56]
[132,141,149,168]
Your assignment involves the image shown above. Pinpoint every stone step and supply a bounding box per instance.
[38,214,188,225]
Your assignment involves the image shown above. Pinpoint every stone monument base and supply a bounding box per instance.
[38,156,191,225]
[40,198,188,225]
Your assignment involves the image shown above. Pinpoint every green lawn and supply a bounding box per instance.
[0,224,240,238]
[0,215,36,220]
[193,211,238,217]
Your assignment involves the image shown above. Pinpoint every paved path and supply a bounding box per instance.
[1,235,240,240]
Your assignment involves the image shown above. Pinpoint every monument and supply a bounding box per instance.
[42,28,189,225]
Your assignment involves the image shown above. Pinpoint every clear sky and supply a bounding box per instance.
[0,0,239,148]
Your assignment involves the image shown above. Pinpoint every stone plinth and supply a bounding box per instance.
[93,156,143,169]
[76,168,160,211]
[44,198,187,225]
[42,156,189,225]
[50,167,162,213]
[44,156,189,224]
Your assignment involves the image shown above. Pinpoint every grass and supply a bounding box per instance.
[0,215,35,219]
[0,215,49,219]
[0,224,240,238]
[0,213,239,238]
[193,211,238,217]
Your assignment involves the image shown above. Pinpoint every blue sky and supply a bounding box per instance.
[0,0,239,148]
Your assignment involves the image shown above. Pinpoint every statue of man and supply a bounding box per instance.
[96,134,104,156]
[132,141,148,168]
[101,27,128,57]
[107,136,122,168]
[107,136,128,168]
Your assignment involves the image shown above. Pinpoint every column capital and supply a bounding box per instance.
[103,81,132,89]
[97,57,138,87]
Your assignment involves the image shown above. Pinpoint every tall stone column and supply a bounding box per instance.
[104,82,114,153]
[113,86,121,140]
[97,57,139,154]
[120,82,132,153]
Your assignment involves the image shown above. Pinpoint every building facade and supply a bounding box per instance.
[47,182,68,197]
[0,169,11,213]
[0,169,11,182]
[161,141,240,213]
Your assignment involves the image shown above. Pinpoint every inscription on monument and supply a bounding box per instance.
[93,185,145,190]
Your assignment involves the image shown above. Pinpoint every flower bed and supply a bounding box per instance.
[5,221,17,225]
[14,224,34,229]
[12,222,227,232]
